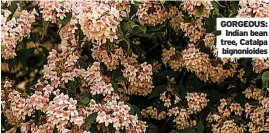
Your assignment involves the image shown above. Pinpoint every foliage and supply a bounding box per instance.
[1,0,269,133]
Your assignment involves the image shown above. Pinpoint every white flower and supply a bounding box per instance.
[96,111,106,123]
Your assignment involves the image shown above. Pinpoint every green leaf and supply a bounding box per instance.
[114,76,127,82]
[111,81,118,92]
[8,1,19,20]
[117,26,124,37]
[126,103,135,115]
[197,120,204,133]
[149,85,167,99]
[147,124,158,133]
[41,20,49,40]
[60,12,72,27]
[160,0,165,5]
[130,21,147,33]
[53,126,58,133]
[85,113,97,124]
[262,71,269,89]
[34,110,42,125]
[108,124,115,133]
[197,5,205,17]
[255,73,263,80]
[132,105,142,119]
[122,22,131,33]
[78,96,89,105]
[13,11,20,19]
[69,81,77,93]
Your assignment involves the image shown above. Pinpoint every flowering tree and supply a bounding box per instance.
[1,0,269,133]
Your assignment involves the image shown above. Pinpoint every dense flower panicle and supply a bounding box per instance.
[136,1,168,26]
[141,106,166,120]
[122,62,153,96]
[162,47,176,66]
[238,0,269,17]
[42,40,79,88]
[39,1,74,23]
[203,33,216,51]
[80,62,114,96]
[87,99,147,132]
[207,98,246,133]
[168,6,184,32]
[79,2,121,45]
[169,108,192,130]
[152,60,162,72]
[185,92,208,114]
[39,1,130,45]
[180,19,205,43]
[243,87,264,101]
[92,46,124,71]
[212,120,246,133]
[7,90,34,121]
[252,58,269,73]
[162,44,238,83]
[46,93,84,131]
[29,90,49,111]
[3,1,269,133]
[207,87,269,133]
[229,103,244,116]
[1,8,37,59]
[181,44,237,83]
[181,0,213,18]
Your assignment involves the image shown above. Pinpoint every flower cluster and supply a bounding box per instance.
[238,0,269,17]
[185,92,208,114]
[141,85,207,131]
[164,44,237,83]
[141,106,166,120]
[168,108,193,130]
[180,19,205,43]
[207,98,246,133]
[203,33,216,52]
[252,57,269,73]
[92,100,147,133]
[79,2,122,45]
[168,6,184,32]
[39,1,72,22]
[207,86,269,133]
[136,1,168,26]
[2,1,269,133]
[162,47,176,66]
[39,1,130,45]
[42,40,79,88]
[80,62,114,96]
[181,0,213,18]
[122,62,153,96]
[92,46,124,71]
[243,87,264,100]
[1,8,37,59]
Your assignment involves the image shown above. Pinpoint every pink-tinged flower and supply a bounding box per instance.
[73,116,84,127]
[53,89,60,95]
[104,115,113,126]
[43,84,54,95]
[113,119,121,130]
[96,111,107,123]
[62,72,73,83]
[56,8,66,20]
